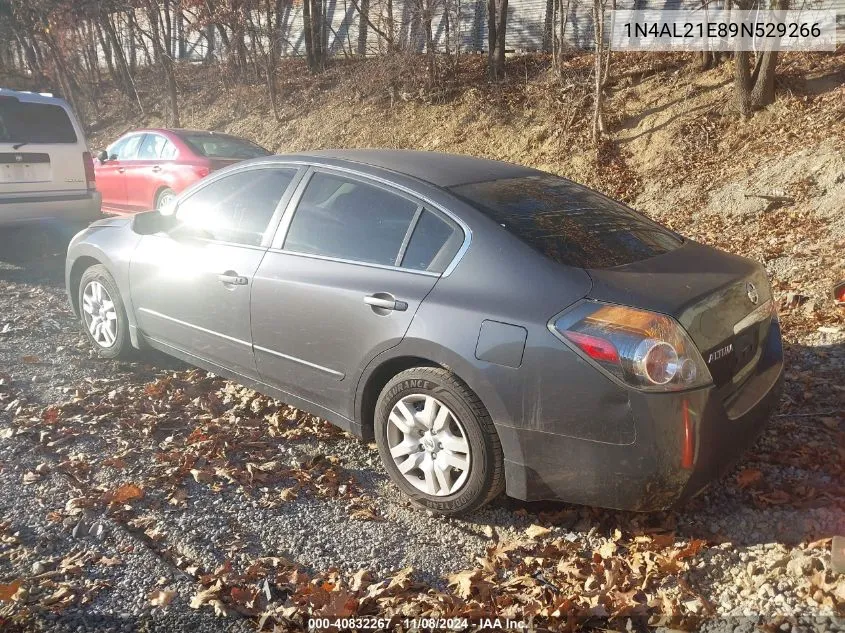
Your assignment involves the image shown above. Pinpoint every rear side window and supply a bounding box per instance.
[0,99,77,144]
[177,132,270,159]
[160,141,177,160]
[177,168,295,246]
[402,210,462,273]
[450,174,682,268]
[137,134,168,159]
[284,172,418,267]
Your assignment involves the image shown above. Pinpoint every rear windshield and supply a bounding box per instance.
[450,174,682,268]
[176,132,270,159]
[0,98,78,144]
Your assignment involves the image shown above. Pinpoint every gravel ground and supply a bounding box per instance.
[0,225,843,632]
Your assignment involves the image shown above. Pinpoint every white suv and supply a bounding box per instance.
[0,89,102,226]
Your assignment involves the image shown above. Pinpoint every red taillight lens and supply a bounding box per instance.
[551,300,712,392]
[562,331,619,364]
[83,151,96,190]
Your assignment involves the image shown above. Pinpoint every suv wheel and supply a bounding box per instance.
[374,367,504,516]
[78,265,132,359]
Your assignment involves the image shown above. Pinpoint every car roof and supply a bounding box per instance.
[0,88,70,107]
[274,149,539,188]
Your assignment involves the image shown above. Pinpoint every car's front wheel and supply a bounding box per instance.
[374,367,505,516]
[78,265,132,359]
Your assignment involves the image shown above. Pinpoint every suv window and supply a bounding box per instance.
[450,174,683,269]
[137,134,168,159]
[284,172,419,267]
[177,167,295,246]
[401,210,462,273]
[0,98,77,144]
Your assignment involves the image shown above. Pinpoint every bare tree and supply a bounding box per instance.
[733,0,788,116]
[487,0,507,80]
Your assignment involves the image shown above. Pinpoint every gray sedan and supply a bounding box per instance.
[66,150,784,516]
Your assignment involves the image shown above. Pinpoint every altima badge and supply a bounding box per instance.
[746,282,759,305]
[708,343,733,364]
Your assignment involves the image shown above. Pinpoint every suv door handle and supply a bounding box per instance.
[218,272,248,286]
[364,294,408,312]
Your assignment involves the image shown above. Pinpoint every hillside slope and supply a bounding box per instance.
[87,51,845,345]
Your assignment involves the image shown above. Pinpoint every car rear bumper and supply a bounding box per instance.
[501,318,784,511]
[0,190,102,226]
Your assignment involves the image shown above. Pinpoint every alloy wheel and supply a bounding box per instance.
[157,190,175,210]
[386,394,471,496]
[82,280,118,348]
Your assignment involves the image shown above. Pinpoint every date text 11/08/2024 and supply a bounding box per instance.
[307,618,528,629]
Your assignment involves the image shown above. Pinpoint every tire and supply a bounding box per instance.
[374,367,505,516]
[77,264,133,359]
[155,187,176,211]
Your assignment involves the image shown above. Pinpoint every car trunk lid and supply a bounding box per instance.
[585,241,773,394]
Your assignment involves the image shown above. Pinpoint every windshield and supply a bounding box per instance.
[450,174,683,269]
[0,98,78,144]
[176,132,270,159]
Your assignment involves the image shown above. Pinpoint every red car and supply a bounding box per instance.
[94,129,271,214]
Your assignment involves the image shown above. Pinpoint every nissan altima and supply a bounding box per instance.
[65,150,783,516]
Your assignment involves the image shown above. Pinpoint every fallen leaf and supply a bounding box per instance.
[108,483,144,504]
[736,468,763,488]
[148,589,176,607]
[525,524,551,540]
[447,569,479,599]
[0,580,21,602]
[350,569,372,592]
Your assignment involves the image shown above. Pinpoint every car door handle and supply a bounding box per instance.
[218,273,248,286]
[364,294,408,311]
[151,165,161,173]
[118,167,126,173]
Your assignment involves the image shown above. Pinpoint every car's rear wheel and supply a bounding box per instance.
[78,265,132,359]
[155,187,176,211]
[374,367,504,516]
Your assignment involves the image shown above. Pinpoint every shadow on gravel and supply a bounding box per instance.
[0,221,86,286]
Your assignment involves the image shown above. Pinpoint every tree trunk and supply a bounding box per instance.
[302,0,315,70]
[357,0,370,56]
[734,49,752,117]
[487,0,507,80]
[591,0,606,141]
[424,0,435,83]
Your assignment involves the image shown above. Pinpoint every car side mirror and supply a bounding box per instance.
[97,150,108,163]
[131,210,176,235]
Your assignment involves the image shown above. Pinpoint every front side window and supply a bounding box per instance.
[284,172,419,267]
[112,135,143,160]
[0,99,77,144]
[176,168,296,246]
[451,174,683,269]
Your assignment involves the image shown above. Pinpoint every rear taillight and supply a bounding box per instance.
[83,151,96,190]
[550,300,712,392]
